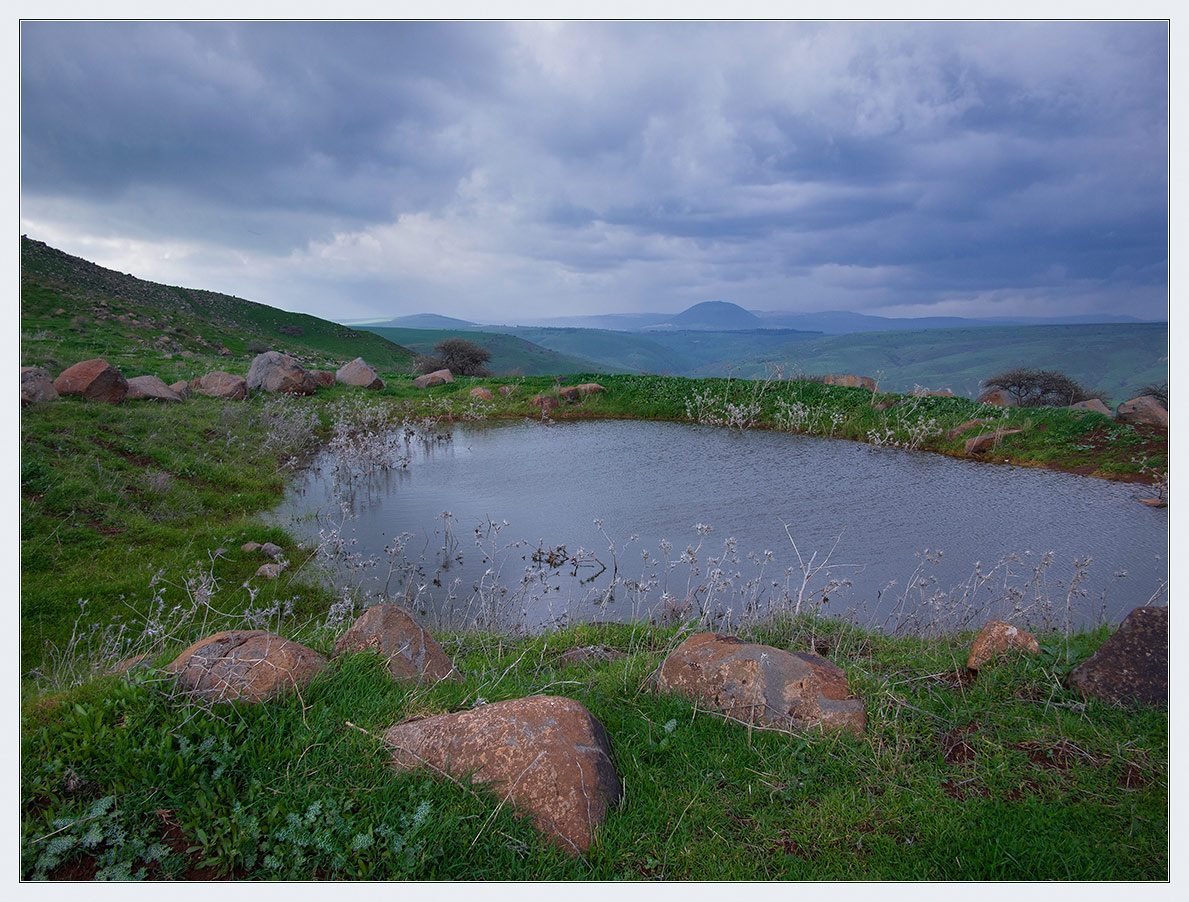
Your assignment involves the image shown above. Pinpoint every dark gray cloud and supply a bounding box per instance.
[19,20,1169,322]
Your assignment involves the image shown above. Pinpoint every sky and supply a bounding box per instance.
[18,17,1171,325]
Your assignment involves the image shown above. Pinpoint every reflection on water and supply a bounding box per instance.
[270,419,1168,633]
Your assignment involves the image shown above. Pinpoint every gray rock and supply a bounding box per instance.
[1067,606,1168,707]
[412,368,453,389]
[191,371,248,400]
[126,374,183,402]
[1116,396,1168,428]
[20,366,59,405]
[246,351,318,395]
[336,357,385,390]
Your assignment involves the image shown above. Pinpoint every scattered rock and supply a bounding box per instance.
[468,387,494,400]
[241,541,262,553]
[912,387,955,397]
[556,646,626,668]
[333,603,461,683]
[946,419,993,441]
[311,370,337,387]
[872,399,902,411]
[824,374,877,391]
[655,633,866,734]
[255,562,284,579]
[1115,396,1168,428]
[20,366,59,405]
[191,371,249,400]
[385,696,621,855]
[531,394,559,412]
[498,385,516,396]
[259,542,284,559]
[412,369,453,389]
[1138,497,1168,508]
[166,630,327,703]
[976,388,1015,406]
[1066,606,1168,707]
[966,620,1040,671]
[336,357,385,390]
[168,380,192,399]
[1070,398,1113,418]
[53,358,128,404]
[559,386,582,402]
[964,429,1024,455]
[246,351,319,395]
[576,383,605,395]
[125,374,183,402]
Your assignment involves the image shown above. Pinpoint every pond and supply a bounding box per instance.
[270,418,1168,634]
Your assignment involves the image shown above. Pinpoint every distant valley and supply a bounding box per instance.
[353,301,1167,402]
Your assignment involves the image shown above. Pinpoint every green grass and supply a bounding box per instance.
[20,619,1167,880]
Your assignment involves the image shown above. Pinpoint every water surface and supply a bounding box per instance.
[272,419,1167,632]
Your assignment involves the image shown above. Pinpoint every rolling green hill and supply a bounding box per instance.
[20,236,416,378]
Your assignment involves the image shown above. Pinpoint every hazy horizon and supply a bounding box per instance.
[20,20,1169,325]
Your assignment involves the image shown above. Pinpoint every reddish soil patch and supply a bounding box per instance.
[941,722,981,766]
[1015,739,1103,771]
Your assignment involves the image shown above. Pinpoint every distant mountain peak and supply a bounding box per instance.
[656,301,763,331]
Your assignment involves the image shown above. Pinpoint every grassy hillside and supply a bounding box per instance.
[360,326,629,377]
[20,236,417,378]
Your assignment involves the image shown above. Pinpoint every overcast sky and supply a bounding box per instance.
[19,20,1169,324]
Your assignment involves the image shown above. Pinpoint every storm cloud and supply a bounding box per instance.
[19,20,1168,323]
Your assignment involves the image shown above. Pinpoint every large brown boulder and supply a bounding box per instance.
[20,366,59,405]
[168,380,192,399]
[576,383,605,395]
[53,359,128,403]
[166,630,327,703]
[559,386,582,402]
[1070,398,1113,418]
[468,387,494,401]
[125,374,183,402]
[412,368,453,389]
[1067,606,1168,707]
[385,696,621,855]
[976,388,1015,406]
[530,394,559,412]
[336,357,385,390]
[247,351,318,395]
[311,369,337,387]
[191,371,249,400]
[655,633,866,734]
[333,603,460,684]
[1116,396,1168,428]
[967,620,1040,671]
